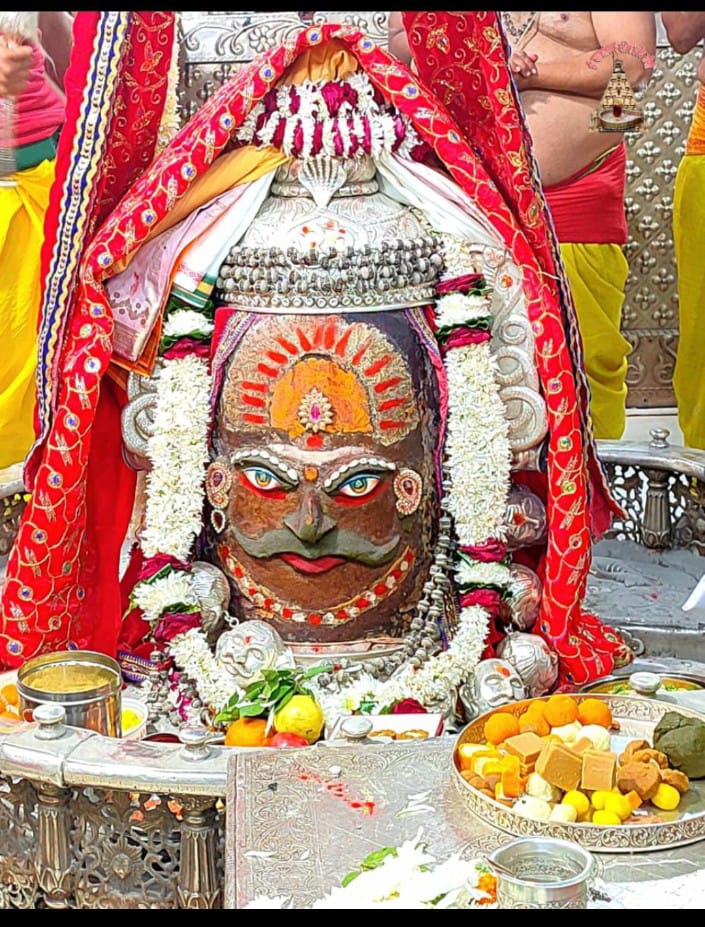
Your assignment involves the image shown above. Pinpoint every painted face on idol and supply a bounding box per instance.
[207,311,441,644]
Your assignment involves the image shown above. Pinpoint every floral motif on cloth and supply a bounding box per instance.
[1,17,626,685]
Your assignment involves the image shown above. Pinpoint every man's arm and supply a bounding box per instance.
[0,41,32,97]
[517,12,656,98]
[388,11,413,65]
[662,12,705,55]
[38,11,73,90]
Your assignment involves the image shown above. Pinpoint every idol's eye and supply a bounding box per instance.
[336,473,382,499]
[241,467,287,493]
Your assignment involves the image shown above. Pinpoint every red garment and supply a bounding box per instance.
[405,11,628,684]
[14,42,65,146]
[1,17,625,687]
[544,145,628,245]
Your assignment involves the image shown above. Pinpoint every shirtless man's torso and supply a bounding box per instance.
[503,11,655,186]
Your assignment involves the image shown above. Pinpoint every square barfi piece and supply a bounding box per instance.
[503,731,544,767]
[581,750,617,792]
[535,741,583,792]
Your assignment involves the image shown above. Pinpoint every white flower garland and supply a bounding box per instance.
[131,570,197,626]
[455,559,512,589]
[169,627,239,711]
[236,72,421,161]
[435,291,492,330]
[162,309,214,340]
[245,828,495,909]
[306,605,490,726]
[141,354,213,561]
[378,606,490,706]
[443,340,512,548]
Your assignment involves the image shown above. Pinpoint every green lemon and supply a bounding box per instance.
[273,694,324,744]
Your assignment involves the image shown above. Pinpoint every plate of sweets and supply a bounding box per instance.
[453,693,705,852]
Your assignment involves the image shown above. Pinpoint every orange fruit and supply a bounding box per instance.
[0,684,18,708]
[518,708,550,737]
[483,711,520,745]
[224,716,269,748]
[543,694,579,728]
[577,697,612,728]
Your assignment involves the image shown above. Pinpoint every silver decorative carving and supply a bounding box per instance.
[215,620,294,688]
[496,631,559,698]
[272,155,378,199]
[218,179,439,312]
[508,563,542,631]
[35,782,73,908]
[622,42,703,408]
[0,776,38,909]
[598,433,705,556]
[298,156,350,208]
[441,237,549,458]
[459,657,527,722]
[504,484,548,550]
[178,12,389,119]
[191,562,231,644]
[73,789,182,908]
[177,796,221,909]
[122,364,163,465]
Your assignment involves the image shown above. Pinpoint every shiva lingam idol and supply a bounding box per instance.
[115,52,556,712]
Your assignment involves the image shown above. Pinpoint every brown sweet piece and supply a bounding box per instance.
[631,747,669,768]
[369,730,397,739]
[660,768,690,794]
[503,731,544,767]
[571,737,595,755]
[619,739,650,765]
[616,761,661,800]
[535,741,583,792]
[581,750,617,791]
[397,730,429,740]
[461,770,489,790]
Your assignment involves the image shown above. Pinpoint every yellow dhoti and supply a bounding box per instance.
[0,158,55,469]
[673,85,705,450]
[559,242,631,440]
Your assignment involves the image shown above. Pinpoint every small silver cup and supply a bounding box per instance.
[488,837,596,909]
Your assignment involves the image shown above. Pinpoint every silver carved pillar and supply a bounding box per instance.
[642,467,671,549]
[176,796,221,909]
[35,782,74,908]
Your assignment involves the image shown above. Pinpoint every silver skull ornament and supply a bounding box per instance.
[215,619,294,689]
[459,657,527,722]
[497,631,559,698]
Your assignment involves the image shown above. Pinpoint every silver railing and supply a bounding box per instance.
[0,712,228,909]
[597,430,705,556]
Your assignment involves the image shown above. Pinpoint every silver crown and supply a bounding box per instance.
[216,237,444,313]
[214,155,445,313]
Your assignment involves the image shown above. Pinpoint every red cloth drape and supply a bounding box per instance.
[1,18,626,685]
[1,11,174,665]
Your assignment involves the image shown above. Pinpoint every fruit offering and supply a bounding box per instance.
[456,695,692,827]
[216,664,329,748]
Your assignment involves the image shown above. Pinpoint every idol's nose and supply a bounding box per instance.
[283,490,336,544]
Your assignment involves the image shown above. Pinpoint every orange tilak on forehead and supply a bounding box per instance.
[222,315,419,447]
[303,465,319,482]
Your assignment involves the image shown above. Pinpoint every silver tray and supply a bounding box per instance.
[453,694,705,853]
